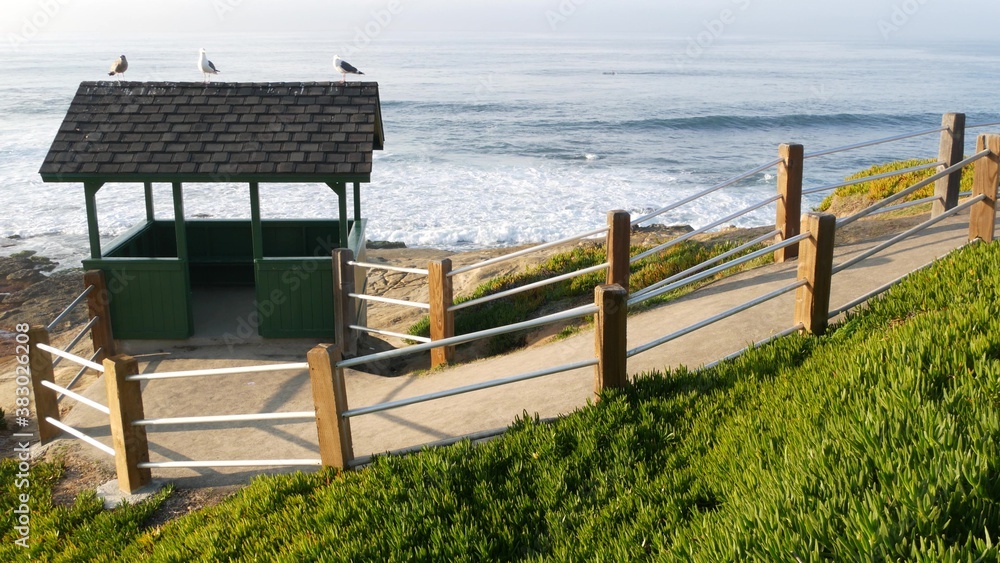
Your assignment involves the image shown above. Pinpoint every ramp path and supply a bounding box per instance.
[59,213,979,487]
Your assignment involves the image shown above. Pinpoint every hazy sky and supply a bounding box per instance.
[3,0,998,43]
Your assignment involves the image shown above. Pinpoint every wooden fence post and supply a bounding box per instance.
[103,354,150,494]
[332,249,358,357]
[83,270,115,362]
[775,143,804,263]
[932,112,966,218]
[308,344,354,469]
[969,134,1000,243]
[794,213,837,335]
[594,284,628,399]
[606,210,631,289]
[428,259,455,369]
[27,326,61,442]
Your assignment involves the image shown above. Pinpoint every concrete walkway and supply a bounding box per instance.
[59,213,981,487]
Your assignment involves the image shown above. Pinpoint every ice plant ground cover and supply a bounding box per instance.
[3,228,999,560]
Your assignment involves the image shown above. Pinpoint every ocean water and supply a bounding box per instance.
[2,33,1000,268]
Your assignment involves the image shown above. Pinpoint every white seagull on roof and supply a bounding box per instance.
[333,55,364,83]
[108,54,128,81]
[198,48,220,83]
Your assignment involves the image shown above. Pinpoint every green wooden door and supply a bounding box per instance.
[255,258,334,338]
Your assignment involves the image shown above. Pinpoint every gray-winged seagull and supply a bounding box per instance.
[334,55,364,83]
[199,48,220,83]
[108,55,128,80]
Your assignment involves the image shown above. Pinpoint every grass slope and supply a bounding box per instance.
[4,239,999,560]
[817,157,975,212]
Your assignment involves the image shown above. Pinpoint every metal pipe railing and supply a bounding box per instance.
[127,362,309,382]
[49,317,99,369]
[832,194,985,275]
[58,348,103,401]
[338,304,599,369]
[36,343,104,372]
[349,293,431,310]
[801,161,943,196]
[628,279,807,358]
[449,263,609,313]
[448,227,610,278]
[40,380,110,415]
[701,323,805,371]
[804,126,946,159]
[137,459,322,469]
[869,195,939,217]
[628,233,809,307]
[45,417,115,456]
[345,421,557,469]
[829,240,978,319]
[632,229,780,300]
[631,195,781,264]
[836,150,989,228]
[133,412,316,427]
[631,158,783,227]
[348,261,429,276]
[343,359,598,419]
[46,285,94,332]
[350,325,432,343]
[966,120,1000,130]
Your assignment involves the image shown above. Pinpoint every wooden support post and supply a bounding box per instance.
[428,259,455,369]
[84,182,103,259]
[606,210,631,289]
[103,354,151,493]
[775,143,804,263]
[308,344,354,469]
[794,213,837,335]
[969,134,1000,243]
[249,182,264,260]
[27,326,61,442]
[932,113,966,218]
[594,284,628,399]
[352,181,362,224]
[332,249,357,357]
[171,183,188,261]
[143,182,155,222]
[327,183,349,249]
[83,270,115,361]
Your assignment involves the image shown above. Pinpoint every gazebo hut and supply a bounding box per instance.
[39,81,383,339]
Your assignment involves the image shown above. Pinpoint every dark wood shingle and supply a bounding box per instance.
[40,81,384,183]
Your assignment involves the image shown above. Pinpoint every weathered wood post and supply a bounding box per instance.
[83,270,115,362]
[27,326,61,442]
[606,210,631,290]
[594,284,628,399]
[794,213,837,335]
[308,344,354,469]
[332,249,358,357]
[428,259,455,369]
[775,143,804,263]
[103,354,151,494]
[969,134,1000,243]
[932,113,967,218]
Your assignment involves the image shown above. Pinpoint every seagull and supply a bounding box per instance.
[107,55,128,81]
[198,48,220,83]
[333,55,364,83]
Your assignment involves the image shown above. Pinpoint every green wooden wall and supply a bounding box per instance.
[81,258,193,339]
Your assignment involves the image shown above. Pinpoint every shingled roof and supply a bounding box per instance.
[39,81,383,183]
